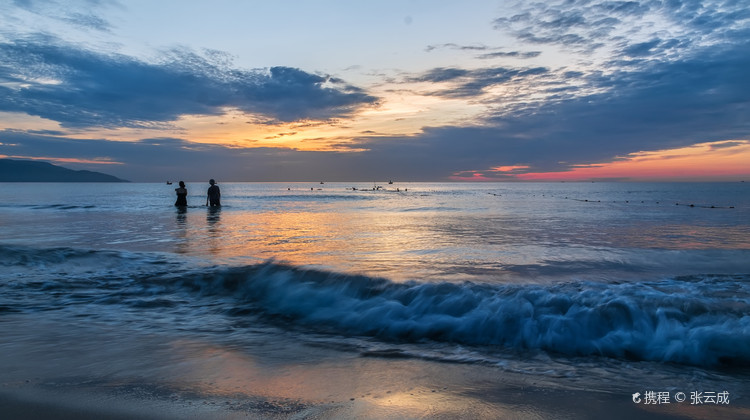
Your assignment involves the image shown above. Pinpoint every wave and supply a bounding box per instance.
[399,206,464,212]
[0,203,97,210]
[177,263,750,367]
[33,204,98,210]
[252,193,378,201]
[3,245,749,367]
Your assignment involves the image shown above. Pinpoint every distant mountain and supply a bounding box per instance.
[0,159,129,182]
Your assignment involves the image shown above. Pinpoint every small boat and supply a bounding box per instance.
[388,180,393,184]
[166,181,172,185]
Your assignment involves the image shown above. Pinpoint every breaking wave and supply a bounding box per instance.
[2,245,749,367]
[179,263,750,367]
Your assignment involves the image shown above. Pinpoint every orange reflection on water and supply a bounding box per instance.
[160,338,539,419]
[170,204,450,281]
[161,339,496,416]
[163,339,374,400]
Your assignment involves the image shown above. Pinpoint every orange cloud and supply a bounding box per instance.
[518,140,750,181]
[171,88,484,152]
[491,165,530,173]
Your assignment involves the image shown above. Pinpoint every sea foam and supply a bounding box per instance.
[3,245,749,367]
[182,262,750,367]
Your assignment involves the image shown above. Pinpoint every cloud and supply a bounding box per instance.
[709,141,749,151]
[8,0,118,32]
[477,51,542,60]
[377,1,750,179]
[425,43,542,60]
[494,4,617,51]
[621,39,661,57]
[349,37,750,179]
[2,1,748,182]
[0,130,257,181]
[0,36,378,128]
[425,43,489,52]
[0,129,388,182]
[406,66,550,99]
[493,0,749,63]
[7,36,747,182]
[408,67,472,83]
[61,12,112,31]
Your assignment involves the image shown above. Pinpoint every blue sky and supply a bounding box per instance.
[1,0,749,181]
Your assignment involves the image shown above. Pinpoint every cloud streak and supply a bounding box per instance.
[0,36,378,128]
[406,66,551,100]
[425,43,542,60]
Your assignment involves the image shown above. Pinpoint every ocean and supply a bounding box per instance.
[1,182,749,419]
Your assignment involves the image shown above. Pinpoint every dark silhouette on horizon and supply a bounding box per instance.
[0,158,128,182]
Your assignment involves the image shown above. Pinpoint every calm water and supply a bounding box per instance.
[1,182,750,405]
[2,182,748,281]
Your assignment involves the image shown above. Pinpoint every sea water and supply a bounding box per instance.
[1,182,749,409]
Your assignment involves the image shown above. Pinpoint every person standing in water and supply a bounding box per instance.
[206,179,221,206]
[174,181,188,207]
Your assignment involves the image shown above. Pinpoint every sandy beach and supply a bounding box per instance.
[2,314,748,420]
[4,357,746,420]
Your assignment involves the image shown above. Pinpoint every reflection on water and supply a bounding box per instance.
[0,314,581,419]
[1,182,748,283]
[174,206,188,254]
[175,206,187,226]
[162,202,750,282]
[207,206,221,226]
[206,206,222,256]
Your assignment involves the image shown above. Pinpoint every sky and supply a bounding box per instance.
[1,0,749,182]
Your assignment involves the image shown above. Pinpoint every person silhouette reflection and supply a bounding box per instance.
[175,181,188,207]
[207,205,221,225]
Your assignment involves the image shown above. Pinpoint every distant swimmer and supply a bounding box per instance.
[174,181,187,207]
[206,179,221,207]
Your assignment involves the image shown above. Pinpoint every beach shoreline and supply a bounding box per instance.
[3,363,744,420]
[2,315,747,420]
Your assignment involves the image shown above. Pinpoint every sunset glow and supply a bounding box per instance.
[1,1,748,181]
[517,141,750,182]
[0,154,124,165]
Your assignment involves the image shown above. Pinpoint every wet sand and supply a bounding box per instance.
[2,314,749,420]
[4,362,745,420]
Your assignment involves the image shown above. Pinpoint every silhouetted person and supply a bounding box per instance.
[207,179,221,206]
[175,181,188,207]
